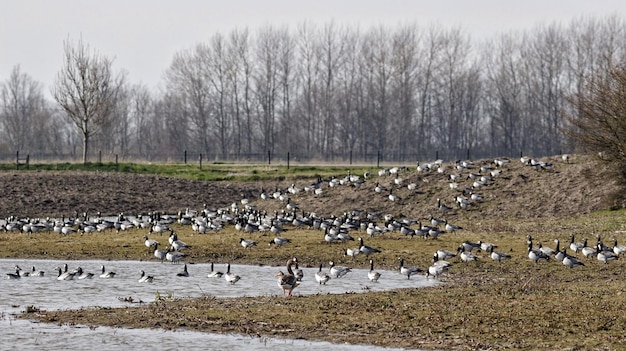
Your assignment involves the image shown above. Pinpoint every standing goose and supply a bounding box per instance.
[240,238,258,249]
[224,263,241,284]
[613,238,626,256]
[486,246,512,262]
[143,235,159,254]
[207,262,223,278]
[561,248,584,268]
[99,265,116,278]
[358,237,381,257]
[315,263,331,285]
[597,243,618,264]
[293,261,304,281]
[569,234,584,253]
[368,259,382,282]
[398,258,422,279]
[328,261,352,278]
[581,239,596,259]
[153,242,167,262]
[427,254,451,278]
[275,258,300,297]
[527,241,550,263]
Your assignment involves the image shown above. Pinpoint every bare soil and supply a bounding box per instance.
[0,154,622,221]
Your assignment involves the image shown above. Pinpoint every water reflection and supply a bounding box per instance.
[2,259,434,350]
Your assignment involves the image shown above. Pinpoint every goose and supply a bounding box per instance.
[323,227,340,244]
[328,261,352,278]
[240,238,258,249]
[561,248,584,268]
[358,237,381,256]
[30,266,45,277]
[553,240,564,261]
[436,249,457,261]
[368,259,381,282]
[388,189,399,202]
[444,220,462,232]
[275,258,300,297]
[139,270,154,283]
[597,243,618,264]
[293,261,304,281]
[6,268,21,280]
[315,263,331,285]
[527,241,550,263]
[459,241,481,252]
[176,263,190,277]
[153,242,167,262]
[165,246,187,263]
[269,237,291,247]
[581,239,596,259]
[99,265,116,278]
[486,246,512,262]
[437,198,453,213]
[612,238,626,256]
[457,247,478,262]
[169,232,190,251]
[345,247,361,259]
[224,263,241,284]
[477,241,497,252]
[569,234,584,253]
[398,258,422,279]
[207,262,223,278]
[56,266,75,281]
[76,267,94,279]
[143,235,159,253]
[538,242,556,256]
[15,265,30,277]
[427,254,451,278]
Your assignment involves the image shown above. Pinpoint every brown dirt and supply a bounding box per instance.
[0,154,623,220]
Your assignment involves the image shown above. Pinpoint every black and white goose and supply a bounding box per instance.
[99,265,116,278]
[139,270,154,283]
[76,267,94,279]
[597,243,618,264]
[527,241,550,263]
[176,263,190,277]
[358,237,381,257]
[207,262,223,278]
[368,259,381,282]
[315,263,331,285]
[240,238,258,249]
[561,248,584,268]
[224,263,241,284]
[486,246,512,262]
[328,261,352,278]
[398,258,422,279]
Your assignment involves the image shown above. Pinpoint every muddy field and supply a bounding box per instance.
[0,154,622,221]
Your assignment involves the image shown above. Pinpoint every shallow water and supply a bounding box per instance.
[1,258,435,350]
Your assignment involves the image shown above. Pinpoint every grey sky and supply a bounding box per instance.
[1,0,625,92]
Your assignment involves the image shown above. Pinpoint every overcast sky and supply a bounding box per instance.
[1,0,625,93]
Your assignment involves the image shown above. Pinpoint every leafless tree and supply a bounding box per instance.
[51,37,125,163]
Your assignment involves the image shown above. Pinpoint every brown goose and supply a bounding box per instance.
[275,257,300,297]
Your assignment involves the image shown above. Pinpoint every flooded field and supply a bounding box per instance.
[2,258,434,350]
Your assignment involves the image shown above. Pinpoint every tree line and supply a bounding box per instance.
[1,16,626,163]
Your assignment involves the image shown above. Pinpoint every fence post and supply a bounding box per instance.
[467,148,470,160]
[268,150,271,165]
[377,150,380,168]
[349,149,353,165]
[16,151,19,170]
[199,154,203,170]
[115,154,118,171]
[26,154,29,170]
[99,150,102,163]
[184,150,187,164]
[436,150,439,160]
[287,152,290,169]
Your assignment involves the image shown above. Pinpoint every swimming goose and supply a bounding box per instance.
[30,266,45,277]
[99,265,116,278]
[240,238,258,249]
[15,265,30,277]
[612,239,626,256]
[315,263,331,285]
[6,268,21,280]
[224,263,241,284]
[398,258,422,279]
[275,258,300,297]
[207,262,224,278]
[56,266,75,280]
[561,248,584,268]
[368,259,382,282]
[328,261,352,278]
[597,243,618,264]
[486,246,512,262]
[358,237,381,256]
[176,263,190,277]
[76,267,94,279]
[269,237,291,247]
[138,270,154,283]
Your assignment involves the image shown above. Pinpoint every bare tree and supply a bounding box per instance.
[566,64,626,179]
[51,37,125,163]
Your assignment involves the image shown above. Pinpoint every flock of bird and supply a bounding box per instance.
[7,153,617,297]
